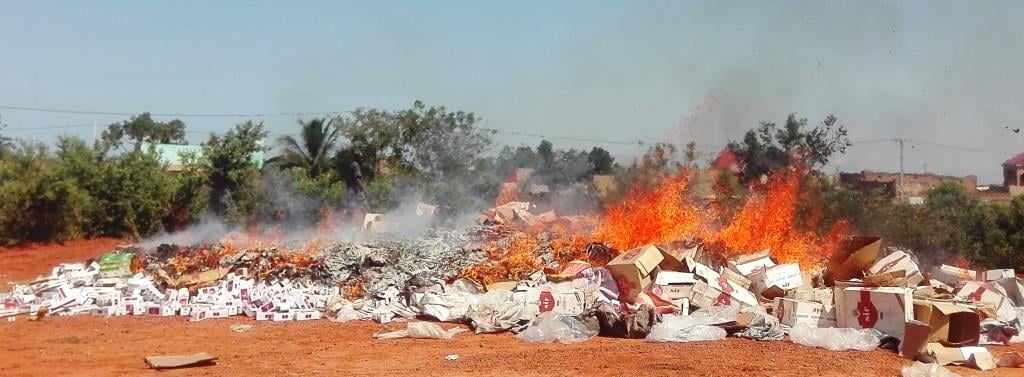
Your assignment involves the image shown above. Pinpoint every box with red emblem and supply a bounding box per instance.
[837,287,913,338]
[605,245,664,303]
[514,283,588,320]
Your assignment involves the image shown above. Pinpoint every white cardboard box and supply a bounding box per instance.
[837,287,913,338]
[773,297,836,328]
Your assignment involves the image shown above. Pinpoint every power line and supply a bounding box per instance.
[0,104,347,118]
[4,123,96,131]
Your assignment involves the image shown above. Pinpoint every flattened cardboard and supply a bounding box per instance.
[772,297,836,328]
[690,261,758,307]
[720,267,753,290]
[166,267,231,289]
[145,352,217,369]
[792,288,834,306]
[837,287,913,338]
[606,245,664,303]
[657,246,690,272]
[824,236,882,286]
[901,320,931,360]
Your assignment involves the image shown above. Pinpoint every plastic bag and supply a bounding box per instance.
[373,322,468,340]
[516,312,598,344]
[901,361,961,377]
[466,290,525,334]
[645,306,738,343]
[789,326,880,351]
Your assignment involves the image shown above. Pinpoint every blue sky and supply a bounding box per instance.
[2,1,1024,182]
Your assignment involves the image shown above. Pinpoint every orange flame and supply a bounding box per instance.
[593,173,709,250]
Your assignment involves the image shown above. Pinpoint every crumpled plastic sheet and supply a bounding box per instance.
[735,306,785,341]
[900,361,961,377]
[516,312,598,344]
[645,306,738,343]
[789,326,881,351]
[466,289,526,333]
[373,321,468,340]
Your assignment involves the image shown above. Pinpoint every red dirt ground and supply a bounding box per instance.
[1,241,1022,376]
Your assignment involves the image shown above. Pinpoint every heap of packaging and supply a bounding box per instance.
[0,261,337,323]
[2,234,1023,372]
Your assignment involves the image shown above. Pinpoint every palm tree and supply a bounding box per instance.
[274,117,341,177]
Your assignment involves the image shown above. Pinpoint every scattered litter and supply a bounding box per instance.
[516,312,598,344]
[144,352,217,370]
[789,326,880,351]
[646,306,737,343]
[445,354,459,361]
[230,324,253,333]
[900,361,961,377]
[373,322,468,340]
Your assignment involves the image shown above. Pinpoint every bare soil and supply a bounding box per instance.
[1,241,1022,377]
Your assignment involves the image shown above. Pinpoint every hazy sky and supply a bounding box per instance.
[3,1,1024,183]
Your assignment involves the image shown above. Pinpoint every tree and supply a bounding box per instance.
[0,116,13,158]
[537,140,554,170]
[201,121,267,224]
[100,113,186,152]
[588,147,614,175]
[727,114,850,183]
[683,141,698,168]
[273,117,341,178]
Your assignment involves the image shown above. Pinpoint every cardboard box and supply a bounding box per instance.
[983,269,1015,282]
[255,311,274,321]
[690,261,758,307]
[190,308,231,322]
[792,288,834,306]
[719,267,753,290]
[866,250,924,287]
[146,305,176,317]
[912,300,980,344]
[824,236,882,285]
[954,281,1016,321]
[773,297,836,328]
[605,245,664,303]
[291,309,322,321]
[656,246,691,272]
[930,265,978,286]
[749,263,802,296]
[727,250,774,276]
[837,287,914,338]
[517,286,588,318]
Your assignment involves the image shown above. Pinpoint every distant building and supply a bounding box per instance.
[152,144,264,172]
[840,170,977,204]
[1002,152,1024,197]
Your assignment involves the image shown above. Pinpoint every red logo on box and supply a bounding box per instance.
[715,275,733,306]
[856,290,879,328]
[614,276,637,296]
[538,291,555,312]
[966,286,986,302]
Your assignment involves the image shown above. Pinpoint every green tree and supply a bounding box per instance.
[0,116,13,158]
[727,114,850,183]
[202,121,267,224]
[588,147,615,175]
[0,141,92,244]
[537,140,554,170]
[273,117,341,178]
[100,113,186,152]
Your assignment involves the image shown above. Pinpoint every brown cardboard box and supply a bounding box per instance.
[606,245,664,303]
[727,250,774,276]
[720,268,753,290]
[837,287,914,338]
[824,236,882,286]
[749,263,803,296]
[913,299,980,345]
[792,288,834,306]
[657,246,690,272]
[517,285,588,319]
[689,260,758,307]
[866,250,924,287]
[772,297,836,328]
[926,343,997,371]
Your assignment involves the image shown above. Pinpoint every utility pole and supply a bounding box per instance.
[898,138,905,203]
[92,121,97,144]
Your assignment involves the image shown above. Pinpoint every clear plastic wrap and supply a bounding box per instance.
[789,326,879,351]
[645,306,738,343]
[516,312,598,344]
[900,361,961,377]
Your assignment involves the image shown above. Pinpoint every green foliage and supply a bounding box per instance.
[100,113,186,153]
[727,114,850,183]
[201,121,268,225]
[0,116,13,158]
[587,147,615,175]
[273,118,341,178]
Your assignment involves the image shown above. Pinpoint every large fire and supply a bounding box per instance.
[462,168,849,283]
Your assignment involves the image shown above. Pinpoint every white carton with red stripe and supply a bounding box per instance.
[954,281,1016,321]
[836,287,913,338]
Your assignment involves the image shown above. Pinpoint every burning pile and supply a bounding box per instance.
[2,169,1023,373]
